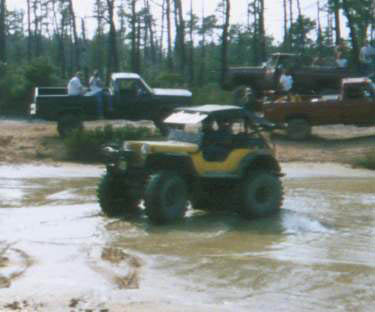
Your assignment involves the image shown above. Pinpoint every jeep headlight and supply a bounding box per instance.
[141,143,151,156]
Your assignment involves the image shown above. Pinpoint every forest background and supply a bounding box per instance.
[0,0,374,115]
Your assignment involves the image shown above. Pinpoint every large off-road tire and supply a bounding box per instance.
[97,172,140,217]
[144,171,188,224]
[287,118,311,140]
[238,170,283,218]
[57,113,83,138]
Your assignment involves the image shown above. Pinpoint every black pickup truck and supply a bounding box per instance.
[223,53,361,107]
[30,72,192,136]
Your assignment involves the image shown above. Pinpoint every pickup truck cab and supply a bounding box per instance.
[30,72,192,137]
[263,77,375,140]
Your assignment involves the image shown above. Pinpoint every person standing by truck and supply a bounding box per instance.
[67,71,85,96]
[89,70,104,118]
[334,40,349,68]
[359,40,375,75]
[279,68,293,94]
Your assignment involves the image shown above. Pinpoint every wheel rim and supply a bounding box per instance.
[254,184,271,205]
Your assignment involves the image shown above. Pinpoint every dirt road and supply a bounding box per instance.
[0,118,374,164]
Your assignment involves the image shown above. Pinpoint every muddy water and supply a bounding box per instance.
[0,163,374,311]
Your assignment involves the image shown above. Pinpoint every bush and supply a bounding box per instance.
[352,149,375,170]
[24,57,58,87]
[0,58,57,115]
[64,124,156,163]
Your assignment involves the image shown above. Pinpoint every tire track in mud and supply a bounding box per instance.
[0,244,33,289]
[88,246,143,289]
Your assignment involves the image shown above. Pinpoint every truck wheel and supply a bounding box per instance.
[144,171,188,224]
[238,170,283,218]
[287,118,311,140]
[97,172,140,217]
[233,85,256,111]
[57,114,83,138]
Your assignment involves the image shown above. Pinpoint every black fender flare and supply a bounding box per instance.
[236,154,282,178]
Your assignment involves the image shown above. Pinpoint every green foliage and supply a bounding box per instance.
[24,57,57,87]
[63,124,156,163]
[0,57,57,114]
[0,63,29,114]
[352,149,375,170]
[151,72,185,88]
[191,83,233,105]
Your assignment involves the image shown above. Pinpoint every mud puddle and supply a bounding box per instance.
[0,163,374,311]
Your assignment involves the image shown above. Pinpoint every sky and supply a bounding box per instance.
[6,0,332,43]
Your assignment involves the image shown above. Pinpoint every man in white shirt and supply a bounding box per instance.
[359,40,375,75]
[67,72,84,96]
[89,70,106,117]
[279,69,293,93]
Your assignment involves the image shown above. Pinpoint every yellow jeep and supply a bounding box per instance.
[97,105,283,224]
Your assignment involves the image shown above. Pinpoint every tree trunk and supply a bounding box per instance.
[68,0,80,70]
[258,0,266,62]
[166,0,174,71]
[283,0,288,48]
[0,0,6,63]
[296,0,305,52]
[94,0,105,77]
[188,0,194,85]
[341,0,360,68]
[221,0,230,86]
[198,6,206,85]
[130,0,139,73]
[332,0,341,45]
[144,0,156,64]
[81,18,89,83]
[26,0,32,61]
[289,0,293,27]
[173,0,186,76]
[106,0,119,77]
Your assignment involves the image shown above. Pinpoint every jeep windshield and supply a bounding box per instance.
[164,110,207,144]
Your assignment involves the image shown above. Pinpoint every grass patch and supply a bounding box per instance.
[64,124,156,163]
[351,149,375,170]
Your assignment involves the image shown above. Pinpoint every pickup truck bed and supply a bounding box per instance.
[263,77,375,140]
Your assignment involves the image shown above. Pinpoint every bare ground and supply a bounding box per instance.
[1,118,374,165]
[1,119,374,311]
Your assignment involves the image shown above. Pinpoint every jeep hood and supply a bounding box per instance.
[153,88,192,97]
[125,140,199,154]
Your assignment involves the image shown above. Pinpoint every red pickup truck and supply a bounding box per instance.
[263,77,375,140]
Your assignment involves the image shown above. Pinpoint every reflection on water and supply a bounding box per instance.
[0,166,374,312]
